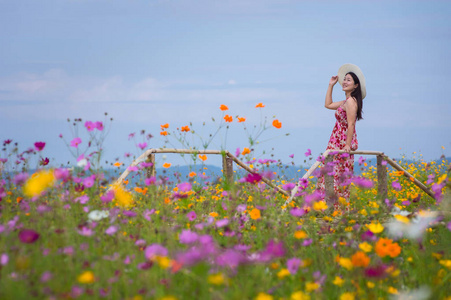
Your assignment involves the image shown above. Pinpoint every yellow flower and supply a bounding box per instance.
[294,230,307,239]
[358,242,373,253]
[155,256,171,269]
[277,268,290,279]
[332,276,345,286]
[439,260,451,269]
[313,201,328,211]
[366,222,384,233]
[208,273,226,285]
[367,281,375,288]
[255,292,273,300]
[77,271,95,284]
[338,258,353,270]
[305,281,319,292]
[113,185,134,207]
[23,170,56,198]
[290,291,310,300]
[209,212,218,218]
[394,215,410,223]
[340,293,355,300]
[387,287,398,294]
[159,296,177,300]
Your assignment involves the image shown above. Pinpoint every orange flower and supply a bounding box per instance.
[224,115,233,122]
[237,117,246,122]
[198,154,207,161]
[241,147,250,155]
[351,251,370,267]
[255,102,265,108]
[160,131,168,136]
[189,172,196,177]
[181,126,190,132]
[272,119,282,129]
[163,163,171,168]
[375,238,401,258]
[220,104,229,111]
[113,162,122,167]
[134,187,148,195]
[160,123,169,129]
[249,208,261,220]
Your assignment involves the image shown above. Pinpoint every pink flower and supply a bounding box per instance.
[138,142,147,150]
[145,176,156,185]
[177,182,192,192]
[100,191,114,203]
[84,121,95,131]
[287,258,302,274]
[18,229,40,243]
[243,173,262,184]
[304,149,311,157]
[289,154,294,158]
[39,157,50,166]
[179,230,199,244]
[105,225,118,235]
[40,271,52,283]
[95,121,104,131]
[144,244,168,260]
[392,180,402,191]
[1,253,8,265]
[235,147,240,157]
[70,137,82,148]
[187,211,197,221]
[34,141,46,151]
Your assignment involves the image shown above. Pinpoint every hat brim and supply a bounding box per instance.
[338,63,366,99]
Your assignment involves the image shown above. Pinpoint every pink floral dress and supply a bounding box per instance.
[316,98,358,200]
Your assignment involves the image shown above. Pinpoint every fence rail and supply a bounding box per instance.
[110,148,436,204]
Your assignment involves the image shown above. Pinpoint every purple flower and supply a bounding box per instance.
[13,173,29,186]
[287,258,302,274]
[177,182,192,192]
[392,180,402,191]
[100,191,114,203]
[144,244,168,260]
[290,207,306,217]
[18,229,40,243]
[216,219,229,228]
[187,211,197,221]
[143,209,155,221]
[302,239,313,246]
[216,249,246,269]
[34,141,46,151]
[137,261,153,270]
[70,137,82,148]
[235,147,240,157]
[304,149,311,157]
[264,240,285,258]
[236,204,246,213]
[447,221,451,231]
[179,230,199,244]
[41,271,52,283]
[352,177,374,189]
[282,182,296,191]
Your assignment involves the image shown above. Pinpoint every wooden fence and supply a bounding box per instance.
[110,148,436,205]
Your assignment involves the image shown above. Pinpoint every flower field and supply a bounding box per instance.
[1,107,450,300]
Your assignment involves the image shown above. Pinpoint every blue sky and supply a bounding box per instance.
[1,0,450,168]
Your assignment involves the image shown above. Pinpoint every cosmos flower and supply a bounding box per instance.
[18,229,40,244]
[70,137,82,148]
[34,141,46,151]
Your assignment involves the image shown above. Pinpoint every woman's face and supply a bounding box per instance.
[342,74,358,93]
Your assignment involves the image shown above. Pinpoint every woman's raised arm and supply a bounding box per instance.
[324,76,344,110]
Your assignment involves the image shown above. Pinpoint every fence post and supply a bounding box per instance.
[324,155,336,205]
[377,155,388,199]
[222,154,234,183]
[146,153,156,178]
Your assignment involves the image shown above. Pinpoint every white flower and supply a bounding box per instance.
[77,158,88,168]
[386,211,438,240]
[88,210,110,221]
[390,286,430,300]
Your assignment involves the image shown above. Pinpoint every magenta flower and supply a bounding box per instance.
[39,157,50,166]
[290,207,306,217]
[40,271,52,283]
[216,219,229,228]
[78,226,93,236]
[282,182,296,191]
[83,175,95,188]
[187,211,197,221]
[179,230,199,244]
[364,265,388,278]
[358,156,366,165]
[128,166,139,172]
[302,239,313,246]
[289,154,294,158]
[84,121,95,131]
[100,191,114,203]
[95,121,104,131]
[244,172,262,184]
[34,141,46,151]
[304,149,311,157]
[447,221,451,231]
[137,142,147,150]
[145,176,156,185]
[235,147,240,157]
[352,177,374,189]
[70,137,82,148]
[287,258,302,274]
[18,229,40,243]
[13,173,29,186]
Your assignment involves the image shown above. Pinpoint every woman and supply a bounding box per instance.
[316,63,366,202]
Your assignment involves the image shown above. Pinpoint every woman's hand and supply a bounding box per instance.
[343,145,351,153]
[329,75,338,86]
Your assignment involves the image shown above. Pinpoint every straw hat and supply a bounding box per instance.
[338,63,366,99]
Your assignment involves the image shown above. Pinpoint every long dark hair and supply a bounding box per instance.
[347,72,363,121]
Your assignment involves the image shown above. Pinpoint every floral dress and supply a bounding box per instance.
[316,98,358,200]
